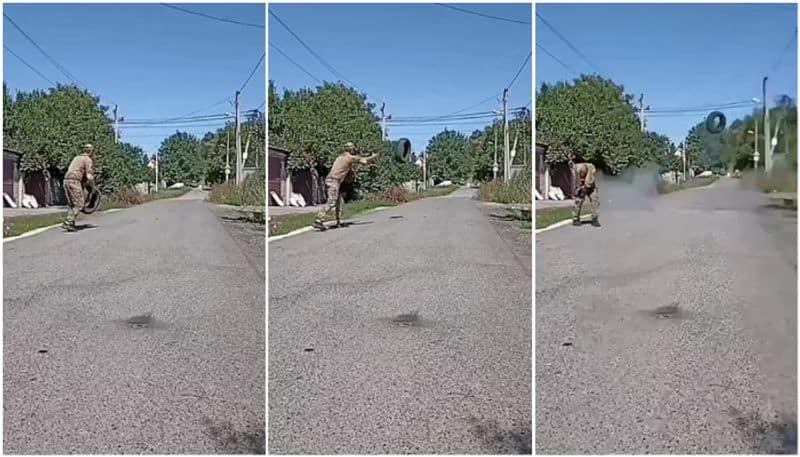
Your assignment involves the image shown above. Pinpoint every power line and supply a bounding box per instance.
[649,100,755,114]
[269,10,361,91]
[160,4,264,29]
[239,53,265,92]
[506,51,532,90]
[3,44,57,86]
[770,27,797,73]
[536,12,603,75]
[270,42,323,84]
[435,3,531,25]
[3,13,82,86]
[536,43,576,73]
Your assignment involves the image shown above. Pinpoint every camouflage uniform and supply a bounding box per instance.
[314,143,378,230]
[572,162,600,226]
[63,144,95,231]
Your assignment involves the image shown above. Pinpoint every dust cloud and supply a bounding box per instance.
[599,164,661,212]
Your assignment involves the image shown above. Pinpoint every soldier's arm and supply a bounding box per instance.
[85,157,95,183]
[355,153,380,165]
[349,153,378,165]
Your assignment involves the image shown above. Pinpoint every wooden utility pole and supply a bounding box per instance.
[763,77,771,172]
[638,94,649,131]
[235,90,242,184]
[380,102,391,140]
[502,88,510,183]
[113,104,119,143]
[493,127,498,181]
[225,131,231,183]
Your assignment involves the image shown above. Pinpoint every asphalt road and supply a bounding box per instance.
[3,196,265,454]
[536,177,797,454]
[268,188,532,454]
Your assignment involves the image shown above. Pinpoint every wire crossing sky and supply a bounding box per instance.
[268,3,532,153]
[3,3,265,154]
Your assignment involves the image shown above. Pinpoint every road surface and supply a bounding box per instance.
[268,188,532,454]
[3,196,265,454]
[536,177,797,454]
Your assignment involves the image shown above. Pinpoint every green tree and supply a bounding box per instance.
[269,81,414,199]
[158,132,202,186]
[536,75,643,174]
[426,129,471,183]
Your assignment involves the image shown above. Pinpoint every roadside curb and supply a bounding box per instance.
[3,208,125,243]
[535,215,594,234]
[268,206,390,242]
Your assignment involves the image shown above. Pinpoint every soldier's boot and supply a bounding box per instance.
[62,221,77,232]
[591,217,601,227]
[572,218,581,226]
[313,218,327,231]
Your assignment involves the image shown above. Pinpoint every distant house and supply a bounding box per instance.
[3,148,67,208]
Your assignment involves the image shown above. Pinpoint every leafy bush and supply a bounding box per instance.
[742,167,797,194]
[378,185,412,203]
[478,164,532,204]
[109,188,146,206]
[209,173,265,206]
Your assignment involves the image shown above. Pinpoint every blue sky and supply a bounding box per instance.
[536,3,797,145]
[268,3,532,153]
[3,3,265,155]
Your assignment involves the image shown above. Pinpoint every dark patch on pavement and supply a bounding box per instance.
[467,417,532,454]
[377,311,434,328]
[303,347,314,352]
[644,303,691,320]
[115,312,168,330]
[126,313,154,328]
[730,409,797,454]
[389,215,404,220]
[37,349,48,354]
[204,419,266,454]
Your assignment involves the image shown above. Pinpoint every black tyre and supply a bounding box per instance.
[705,111,726,134]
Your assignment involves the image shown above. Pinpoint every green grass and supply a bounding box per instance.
[4,213,65,237]
[3,188,193,238]
[413,185,458,199]
[657,176,719,194]
[268,199,398,237]
[267,185,460,237]
[535,207,573,229]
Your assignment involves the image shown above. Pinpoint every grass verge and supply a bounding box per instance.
[269,199,397,237]
[536,207,573,230]
[208,175,265,206]
[3,188,192,238]
[657,176,719,194]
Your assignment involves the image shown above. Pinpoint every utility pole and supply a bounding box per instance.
[763,77,771,173]
[235,90,242,184]
[380,102,391,140]
[638,94,650,131]
[503,88,510,183]
[225,131,231,183]
[493,127,498,181]
[113,104,119,143]
[422,149,427,191]
[682,140,687,182]
[754,116,759,169]
[155,152,159,193]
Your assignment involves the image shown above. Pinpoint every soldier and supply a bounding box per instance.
[62,144,96,232]
[314,142,379,231]
[572,159,600,227]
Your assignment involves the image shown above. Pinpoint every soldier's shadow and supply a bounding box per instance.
[328,221,374,229]
[74,224,99,231]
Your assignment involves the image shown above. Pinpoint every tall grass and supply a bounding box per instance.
[209,174,265,206]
